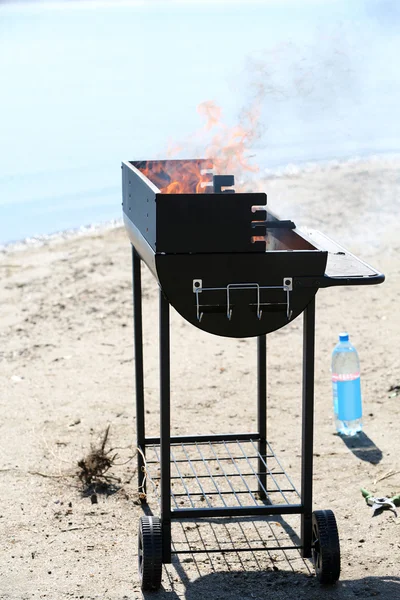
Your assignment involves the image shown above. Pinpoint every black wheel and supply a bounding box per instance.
[138,516,163,591]
[312,509,341,584]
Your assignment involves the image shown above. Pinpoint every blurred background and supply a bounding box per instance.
[0,0,399,245]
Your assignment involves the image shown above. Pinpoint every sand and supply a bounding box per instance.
[1,156,399,599]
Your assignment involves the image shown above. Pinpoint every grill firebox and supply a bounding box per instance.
[122,159,383,338]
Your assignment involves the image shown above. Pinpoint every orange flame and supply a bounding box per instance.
[135,96,262,194]
[198,100,260,176]
[134,159,213,194]
[197,100,223,130]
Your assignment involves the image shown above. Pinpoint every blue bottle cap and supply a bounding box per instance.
[339,332,349,342]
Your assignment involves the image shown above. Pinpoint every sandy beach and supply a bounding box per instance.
[1,156,400,599]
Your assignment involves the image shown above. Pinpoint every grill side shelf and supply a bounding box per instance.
[292,229,385,288]
[295,272,385,288]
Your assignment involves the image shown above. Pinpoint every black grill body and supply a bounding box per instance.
[122,159,383,338]
[121,158,384,588]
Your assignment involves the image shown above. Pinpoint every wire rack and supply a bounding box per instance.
[169,517,310,562]
[145,439,300,511]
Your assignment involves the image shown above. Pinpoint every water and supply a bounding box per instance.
[332,333,363,437]
[1,0,400,244]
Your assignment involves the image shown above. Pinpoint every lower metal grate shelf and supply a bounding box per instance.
[144,439,300,510]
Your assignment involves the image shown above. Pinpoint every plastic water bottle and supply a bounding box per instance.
[332,332,362,436]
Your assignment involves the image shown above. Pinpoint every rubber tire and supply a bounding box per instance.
[138,516,163,591]
[312,509,341,584]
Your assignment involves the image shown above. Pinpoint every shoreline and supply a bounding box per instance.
[2,150,400,255]
[260,150,400,178]
[0,218,122,256]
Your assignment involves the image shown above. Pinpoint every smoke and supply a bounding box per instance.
[166,14,396,179]
[241,26,358,129]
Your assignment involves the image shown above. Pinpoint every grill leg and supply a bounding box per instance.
[132,247,146,495]
[160,290,172,563]
[301,297,315,558]
[257,335,267,499]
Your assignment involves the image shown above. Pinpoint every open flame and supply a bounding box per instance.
[198,100,260,176]
[134,159,213,194]
[135,97,262,194]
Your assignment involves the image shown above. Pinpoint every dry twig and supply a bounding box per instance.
[77,425,120,487]
[28,471,74,479]
[374,470,400,486]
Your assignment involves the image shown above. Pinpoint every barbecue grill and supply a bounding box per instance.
[121,158,384,590]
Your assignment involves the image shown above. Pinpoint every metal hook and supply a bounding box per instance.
[193,279,203,322]
[283,278,293,320]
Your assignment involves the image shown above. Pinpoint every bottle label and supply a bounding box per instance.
[332,373,362,421]
[332,372,360,382]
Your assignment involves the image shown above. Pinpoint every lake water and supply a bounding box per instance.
[1,0,399,245]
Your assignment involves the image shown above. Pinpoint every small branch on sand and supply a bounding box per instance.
[1,468,74,480]
[60,526,96,533]
[374,470,400,485]
[28,471,75,479]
